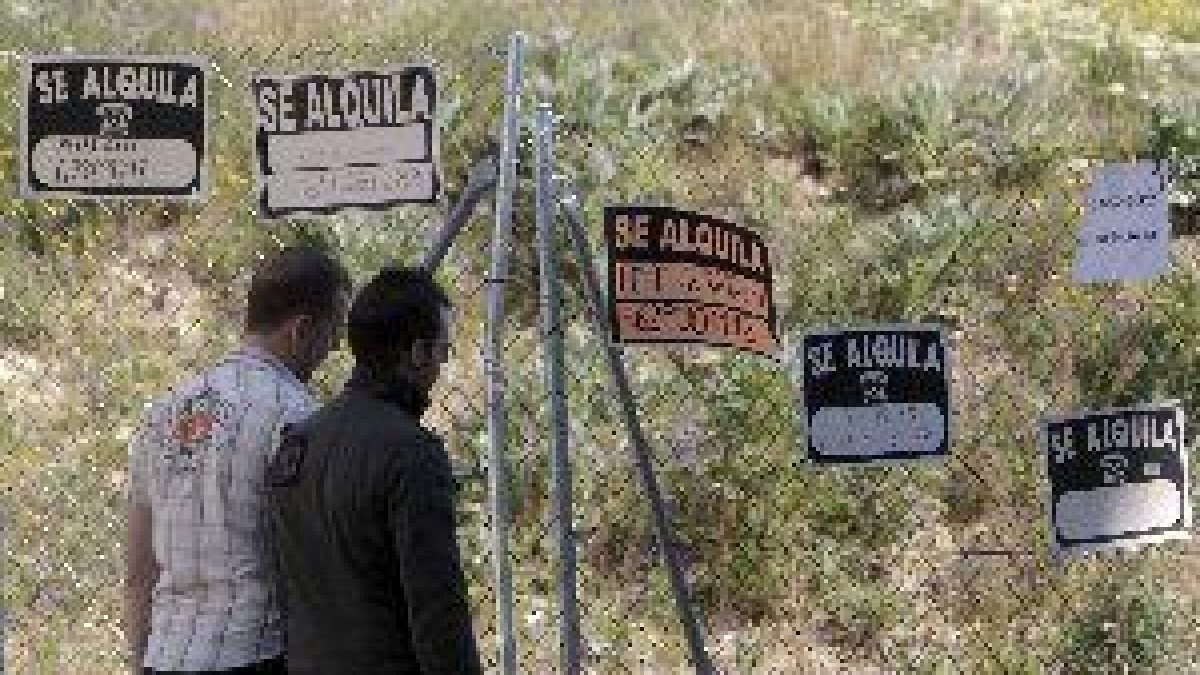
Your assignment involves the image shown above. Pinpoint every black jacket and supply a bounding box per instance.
[266,367,483,674]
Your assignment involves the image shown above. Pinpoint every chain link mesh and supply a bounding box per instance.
[5,0,1200,673]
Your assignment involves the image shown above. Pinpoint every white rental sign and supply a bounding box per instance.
[251,65,439,218]
[1073,160,1170,283]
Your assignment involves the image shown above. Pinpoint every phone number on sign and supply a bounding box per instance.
[52,157,150,184]
[615,301,776,352]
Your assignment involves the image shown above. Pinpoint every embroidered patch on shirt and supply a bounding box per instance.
[165,388,234,473]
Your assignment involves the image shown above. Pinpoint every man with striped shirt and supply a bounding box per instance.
[124,246,351,674]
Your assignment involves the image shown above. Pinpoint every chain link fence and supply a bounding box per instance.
[5,0,1200,673]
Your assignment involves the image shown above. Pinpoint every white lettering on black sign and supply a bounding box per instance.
[1043,402,1190,559]
[20,55,207,199]
[251,65,439,218]
[797,324,950,465]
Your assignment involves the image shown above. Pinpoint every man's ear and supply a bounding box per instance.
[282,314,314,346]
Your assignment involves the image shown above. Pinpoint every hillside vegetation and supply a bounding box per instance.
[5,0,1200,672]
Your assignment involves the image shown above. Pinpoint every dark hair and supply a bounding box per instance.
[245,246,351,333]
[347,266,451,369]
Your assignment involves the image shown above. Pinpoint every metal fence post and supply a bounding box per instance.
[420,152,499,272]
[1,506,6,674]
[534,103,581,674]
[557,188,715,674]
[484,31,525,675]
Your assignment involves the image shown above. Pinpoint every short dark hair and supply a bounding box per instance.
[245,246,351,333]
[348,266,451,369]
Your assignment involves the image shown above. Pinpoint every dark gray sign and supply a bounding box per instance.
[1043,402,1190,559]
[798,324,950,465]
[20,55,207,199]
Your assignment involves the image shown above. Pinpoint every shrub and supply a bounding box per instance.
[1058,577,1183,674]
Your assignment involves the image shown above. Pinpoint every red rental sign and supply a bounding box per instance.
[604,205,778,357]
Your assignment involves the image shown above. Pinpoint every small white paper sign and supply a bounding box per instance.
[1073,160,1169,283]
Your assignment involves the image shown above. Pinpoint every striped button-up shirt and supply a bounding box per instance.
[128,346,314,671]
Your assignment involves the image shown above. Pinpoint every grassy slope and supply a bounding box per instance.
[4,0,1200,672]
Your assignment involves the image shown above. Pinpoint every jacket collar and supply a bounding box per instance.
[227,343,314,402]
[344,363,431,419]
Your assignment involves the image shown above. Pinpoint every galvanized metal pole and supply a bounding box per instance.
[533,103,581,674]
[1,506,6,673]
[557,189,714,675]
[420,152,499,272]
[484,32,524,675]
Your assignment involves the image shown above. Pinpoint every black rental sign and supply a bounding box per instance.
[20,55,207,199]
[251,65,439,219]
[798,324,951,465]
[1043,402,1190,559]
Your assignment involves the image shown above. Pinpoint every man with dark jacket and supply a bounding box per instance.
[265,266,482,674]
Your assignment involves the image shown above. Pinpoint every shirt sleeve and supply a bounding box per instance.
[251,381,315,496]
[126,407,158,507]
[386,436,484,675]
